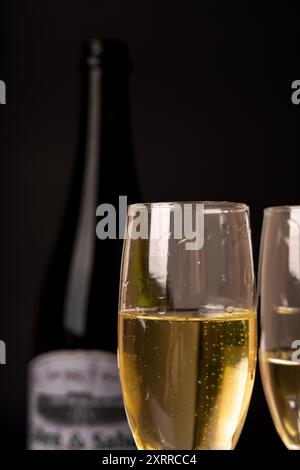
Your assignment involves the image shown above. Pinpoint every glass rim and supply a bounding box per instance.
[264,205,300,215]
[128,201,249,214]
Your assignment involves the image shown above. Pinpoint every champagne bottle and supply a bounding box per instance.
[27,39,139,450]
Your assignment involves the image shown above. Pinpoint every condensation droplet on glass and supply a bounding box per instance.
[158,308,166,315]
[226,306,234,313]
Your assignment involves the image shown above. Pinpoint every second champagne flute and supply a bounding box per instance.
[259,206,300,449]
[118,202,257,450]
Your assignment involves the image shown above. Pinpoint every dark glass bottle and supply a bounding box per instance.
[27,39,139,450]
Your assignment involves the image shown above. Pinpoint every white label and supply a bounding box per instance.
[27,350,135,450]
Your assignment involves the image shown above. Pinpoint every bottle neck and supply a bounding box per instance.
[62,61,102,337]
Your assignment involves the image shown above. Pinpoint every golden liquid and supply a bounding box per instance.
[118,310,257,450]
[260,349,300,449]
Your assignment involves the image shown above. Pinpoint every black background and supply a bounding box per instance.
[1,0,299,453]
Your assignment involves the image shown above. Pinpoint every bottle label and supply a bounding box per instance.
[27,350,135,450]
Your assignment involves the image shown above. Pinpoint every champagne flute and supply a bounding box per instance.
[259,206,300,450]
[118,202,257,450]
